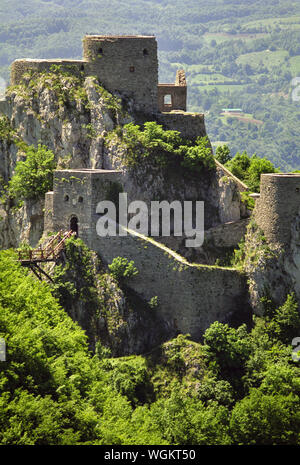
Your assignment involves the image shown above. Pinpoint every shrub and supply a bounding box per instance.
[117,121,215,173]
[230,389,300,445]
[265,293,300,345]
[225,151,278,192]
[108,257,139,281]
[8,144,56,200]
[215,144,231,164]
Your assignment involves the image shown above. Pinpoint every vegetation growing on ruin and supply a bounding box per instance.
[215,145,279,192]
[7,65,89,109]
[108,257,139,282]
[230,219,281,271]
[107,121,215,173]
[51,237,100,311]
[1,1,300,170]
[0,115,16,143]
[0,245,300,445]
[92,80,126,122]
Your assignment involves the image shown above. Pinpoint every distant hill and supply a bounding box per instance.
[0,0,300,169]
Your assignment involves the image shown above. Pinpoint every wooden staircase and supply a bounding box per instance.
[18,230,75,281]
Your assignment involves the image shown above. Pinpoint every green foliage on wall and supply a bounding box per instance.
[0,115,16,143]
[111,121,215,173]
[108,256,139,282]
[52,236,100,310]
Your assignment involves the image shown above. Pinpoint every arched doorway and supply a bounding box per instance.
[70,216,78,237]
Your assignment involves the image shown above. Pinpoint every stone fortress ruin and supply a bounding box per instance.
[10,35,195,137]
[2,35,300,342]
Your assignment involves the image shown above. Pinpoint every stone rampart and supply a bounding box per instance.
[91,228,249,340]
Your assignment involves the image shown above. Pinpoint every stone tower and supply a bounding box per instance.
[255,173,300,248]
[45,169,122,248]
[82,35,159,113]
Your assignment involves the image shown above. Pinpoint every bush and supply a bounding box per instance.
[8,144,56,200]
[116,121,215,173]
[108,257,139,281]
[230,389,300,445]
[225,151,278,192]
[215,144,231,164]
[265,294,300,345]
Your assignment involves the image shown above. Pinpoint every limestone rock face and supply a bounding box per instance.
[244,215,300,315]
[0,76,131,248]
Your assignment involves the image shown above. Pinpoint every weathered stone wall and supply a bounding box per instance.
[158,69,187,112]
[205,218,250,249]
[157,69,187,113]
[46,168,251,340]
[157,85,187,112]
[91,229,249,340]
[83,35,159,113]
[11,36,159,114]
[255,173,300,248]
[158,218,249,265]
[155,111,206,140]
[215,160,249,192]
[50,169,122,246]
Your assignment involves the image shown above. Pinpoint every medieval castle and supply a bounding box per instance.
[2,35,300,342]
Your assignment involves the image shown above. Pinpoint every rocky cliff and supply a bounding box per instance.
[0,68,248,257]
[244,215,300,315]
[0,68,252,354]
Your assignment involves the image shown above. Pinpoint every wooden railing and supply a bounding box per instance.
[18,230,75,264]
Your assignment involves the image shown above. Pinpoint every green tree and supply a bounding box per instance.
[230,389,300,445]
[8,144,56,200]
[215,144,231,164]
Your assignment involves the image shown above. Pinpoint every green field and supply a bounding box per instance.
[290,55,300,74]
[236,50,289,68]
[203,32,269,44]
[242,15,300,30]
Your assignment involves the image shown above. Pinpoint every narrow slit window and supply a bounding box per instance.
[164,94,172,105]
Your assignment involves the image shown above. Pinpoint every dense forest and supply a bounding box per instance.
[1,239,300,445]
[0,0,300,169]
[1,0,300,448]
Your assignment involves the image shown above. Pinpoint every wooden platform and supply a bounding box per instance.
[18,230,76,281]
